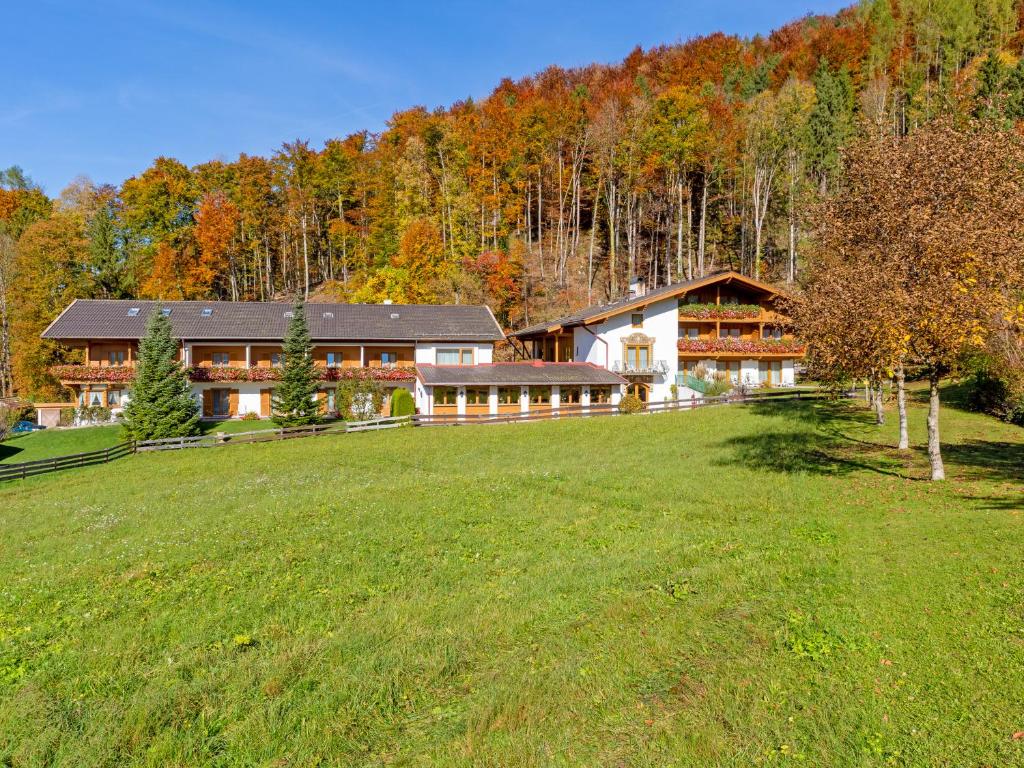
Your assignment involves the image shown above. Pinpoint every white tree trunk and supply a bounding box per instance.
[896,365,909,450]
[927,372,945,481]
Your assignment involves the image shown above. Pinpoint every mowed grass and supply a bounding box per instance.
[0,394,1021,767]
[0,419,291,465]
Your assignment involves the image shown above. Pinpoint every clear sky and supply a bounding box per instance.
[4,0,850,195]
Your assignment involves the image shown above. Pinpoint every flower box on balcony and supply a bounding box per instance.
[49,365,136,383]
[677,338,805,354]
[186,366,417,383]
[677,302,762,320]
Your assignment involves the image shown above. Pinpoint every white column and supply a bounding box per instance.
[245,345,252,368]
[582,386,591,408]
[457,386,466,416]
[520,386,529,413]
[488,386,498,415]
[551,385,561,411]
[359,345,365,367]
[611,386,623,406]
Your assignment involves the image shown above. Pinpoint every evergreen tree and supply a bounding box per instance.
[122,306,200,441]
[272,302,321,426]
[1004,57,1024,119]
[88,202,129,298]
[807,58,853,194]
[974,49,1005,119]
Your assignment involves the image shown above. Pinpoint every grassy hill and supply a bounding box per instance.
[1,394,1021,766]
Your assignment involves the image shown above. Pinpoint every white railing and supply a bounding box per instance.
[612,359,670,375]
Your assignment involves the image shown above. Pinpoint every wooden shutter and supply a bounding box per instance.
[229,389,239,416]
[202,389,213,417]
[260,388,272,417]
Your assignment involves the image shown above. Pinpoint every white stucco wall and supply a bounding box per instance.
[577,296,679,401]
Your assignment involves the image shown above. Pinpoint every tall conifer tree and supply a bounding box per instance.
[272,302,321,426]
[122,306,199,440]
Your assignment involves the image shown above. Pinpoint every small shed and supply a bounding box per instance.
[34,402,76,428]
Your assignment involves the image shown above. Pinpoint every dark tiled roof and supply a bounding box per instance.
[42,300,504,342]
[511,270,781,337]
[416,362,627,386]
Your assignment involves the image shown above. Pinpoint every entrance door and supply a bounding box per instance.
[628,382,649,402]
[212,388,231,417]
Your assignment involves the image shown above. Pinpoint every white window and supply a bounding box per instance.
[436,348,474,365]
[212,352,230,367]
[326,352,340,368]
[381,351,398,367]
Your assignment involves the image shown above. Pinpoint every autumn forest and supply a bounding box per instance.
[3,0,1024,399]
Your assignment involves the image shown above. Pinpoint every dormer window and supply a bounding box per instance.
[201,308,213,317]
[160,308,171,317]
[390,312,400,320]
[631,313,643,328]
[127,307,140,316]
[322,311,334,319]
[283,311,294,319]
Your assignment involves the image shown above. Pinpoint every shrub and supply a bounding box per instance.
[619,394,645,414]
[390,387,415,417]
[704,371,732,398]
[241,411,261,421]
[965,365,1024,425]
[59,407,77,426]
[335,378,384,420]
[0,407,9,442]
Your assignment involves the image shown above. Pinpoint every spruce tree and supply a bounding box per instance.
[272,302,321,426]
[122,306,200,441]
[974,49,1005,119]
[807,58,853,194]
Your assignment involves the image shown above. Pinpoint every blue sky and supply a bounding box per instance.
[4,0,850,195]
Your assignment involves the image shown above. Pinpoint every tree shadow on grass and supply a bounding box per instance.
[0,442,25,462]
[717,428,911,479]
[723,398,1024,495]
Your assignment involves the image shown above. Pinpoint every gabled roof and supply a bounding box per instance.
[416,362,627,387]
[41,300,505,343]
[511,270,783,338]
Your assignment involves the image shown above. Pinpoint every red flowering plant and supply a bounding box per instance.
[49,365,136,383]
[186,366,250,382]
[185,366,416,383]
[677,302,762,320]
[317,366,416,382]
[677,337,805,354]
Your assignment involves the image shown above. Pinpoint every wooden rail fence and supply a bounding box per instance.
[0,441,135,481]
[0,390,823,481]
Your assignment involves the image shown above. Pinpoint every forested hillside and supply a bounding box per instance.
[2,0,1024,398]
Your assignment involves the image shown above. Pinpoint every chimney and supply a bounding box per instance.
[628,276,646,298]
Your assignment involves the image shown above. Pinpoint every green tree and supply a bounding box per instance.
[973,49,1005,118]
[272,303,321,426]
[122,308,200,441]
[807,59,853,194]
[1004,57,1024,119]
[89,201,129,298]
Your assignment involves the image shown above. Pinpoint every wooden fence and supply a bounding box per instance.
[412,388,823,427]
[0,390,823,481]
[0,441,135,481]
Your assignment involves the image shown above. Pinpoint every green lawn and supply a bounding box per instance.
[0,419,289,465]
[0,394,1021,766]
